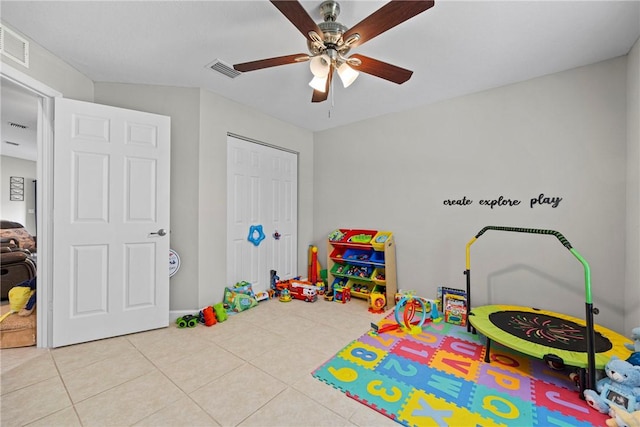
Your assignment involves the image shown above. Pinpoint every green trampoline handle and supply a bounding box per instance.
[468,226,591,303]
[475,226,572,249]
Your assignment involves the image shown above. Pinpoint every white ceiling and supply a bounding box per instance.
[1,0,639,156]
[1,78,39,161]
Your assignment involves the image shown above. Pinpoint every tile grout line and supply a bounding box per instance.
[47,348,85,427]
[127,334,227,426]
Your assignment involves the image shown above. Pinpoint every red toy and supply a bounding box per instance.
[202,306,217,326]
[290,280,318,302]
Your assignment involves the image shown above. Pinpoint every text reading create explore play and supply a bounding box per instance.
[443,193,563,209]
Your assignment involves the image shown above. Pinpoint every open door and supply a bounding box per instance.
[52,98,170,347]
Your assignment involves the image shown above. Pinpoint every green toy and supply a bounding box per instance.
[213,303,227,322]
[176,314,198,328]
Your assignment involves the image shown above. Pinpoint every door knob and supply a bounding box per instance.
[149,228,167,237]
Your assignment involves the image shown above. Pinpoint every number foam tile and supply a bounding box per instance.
[311,355,362,394]
[390,338,435,366]
[360,331,401,351]
[345,367,413,418]
[338,341,387,371]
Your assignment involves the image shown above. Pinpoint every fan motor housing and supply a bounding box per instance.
[307,21,349,56]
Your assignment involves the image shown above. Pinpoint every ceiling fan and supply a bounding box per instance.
[233,0,435,103]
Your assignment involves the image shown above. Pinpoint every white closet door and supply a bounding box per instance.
[227,135,297,292]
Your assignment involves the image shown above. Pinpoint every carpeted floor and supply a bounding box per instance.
[313,313,610,427]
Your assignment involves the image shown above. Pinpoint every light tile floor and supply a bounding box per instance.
[1,298,400,427]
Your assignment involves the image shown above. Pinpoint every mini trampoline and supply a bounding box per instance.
[464,226,633,393]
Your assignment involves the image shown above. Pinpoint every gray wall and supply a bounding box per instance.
[0,155,36,233]
[94,84,314,310]
[626,37,640,333]
[314,56,632,333]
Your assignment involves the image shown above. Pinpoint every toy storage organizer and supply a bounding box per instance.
[327,229,397,309]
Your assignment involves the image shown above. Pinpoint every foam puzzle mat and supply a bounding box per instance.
[312,315,609,426]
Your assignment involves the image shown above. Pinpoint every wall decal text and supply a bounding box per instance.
[443,193,563,209]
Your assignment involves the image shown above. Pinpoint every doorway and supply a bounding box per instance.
[226,134,298,293]
[1,63,59,347]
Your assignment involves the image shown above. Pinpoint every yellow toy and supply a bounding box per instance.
[606,406,640,427]
[368,292,386,313]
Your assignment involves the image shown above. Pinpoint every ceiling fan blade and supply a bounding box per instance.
[270,1,323,42]
[312,66,333,103]
[343,0,435,49]
[234,54,309,72]
[349,54,413,84]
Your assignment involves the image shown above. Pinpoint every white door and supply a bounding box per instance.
[227,135,297,293]
[52,98,170,347]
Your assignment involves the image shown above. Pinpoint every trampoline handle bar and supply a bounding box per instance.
[475,226,573,249]
[466,226,592,303]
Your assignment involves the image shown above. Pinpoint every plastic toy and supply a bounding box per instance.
[213,302,227,322]
[373,295,425,335]
[255,291,270,301]
[176,314,198,328]
[328,229,346,242]
[368,292,386,313]
[201,306,216,326]
[583,356,640,414]
[290,281,318,302]
[247,224,265,246]
[270,270,280,297]
[279,288,292,302]
[334,286,351,303]
[373,294,441,335]
[349,234,372,244]
[308,245,322,284]
[606,406,640,427]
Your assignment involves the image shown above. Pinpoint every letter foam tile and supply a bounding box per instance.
[469,383,535,426]
[311,313,610,426]
[533,379,594,424]
[397,389,503,427]
[477,363,533,402]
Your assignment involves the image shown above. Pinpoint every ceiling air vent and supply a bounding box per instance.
[0,24,29,68]
[206,59,242,79]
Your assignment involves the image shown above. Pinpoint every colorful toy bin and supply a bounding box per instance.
[372,231,393,251]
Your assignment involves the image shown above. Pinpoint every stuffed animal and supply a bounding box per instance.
[625,328,640,352]
[625,328,640,366]
[606,406,640,427]
[584,356,640,414]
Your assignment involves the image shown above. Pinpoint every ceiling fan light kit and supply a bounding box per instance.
[309,75,328,92]
[310,54,330,77]
[233,0,435,103]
